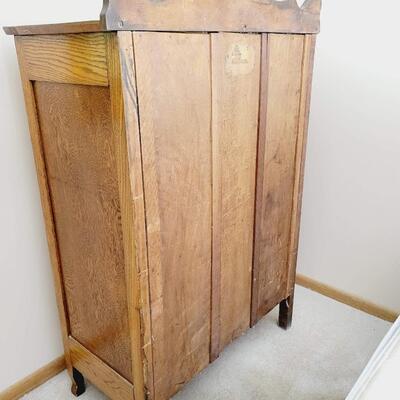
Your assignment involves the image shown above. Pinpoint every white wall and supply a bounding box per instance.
[1,0,399,392]
[298,0,400,312]
[0,0,99,392]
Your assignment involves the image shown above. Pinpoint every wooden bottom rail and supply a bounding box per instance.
[68,337,134,400]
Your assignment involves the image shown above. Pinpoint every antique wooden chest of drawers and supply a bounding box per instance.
[5,1,321,399]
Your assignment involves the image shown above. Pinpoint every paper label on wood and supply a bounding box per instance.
[225,43,256,76]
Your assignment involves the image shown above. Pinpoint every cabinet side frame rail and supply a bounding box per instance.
[14,32,147,400]
[14,35,78,390]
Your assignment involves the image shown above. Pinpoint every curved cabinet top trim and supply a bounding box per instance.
[101,0,321,33]
[4,0,321,36]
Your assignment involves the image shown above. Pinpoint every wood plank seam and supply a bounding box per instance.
[251,33,305,324]
[211,32,260,357]
[130,32,156,400]
[286,34,317,298]
[250,33,269,327]
[209,33,220,362]
[106,32,145,400]
[120,31,156,400]
[0,356,65,400]
[285,34,307,299]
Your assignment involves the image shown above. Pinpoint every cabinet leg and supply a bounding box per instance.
[71,368,86,397]
[279,296,293,330]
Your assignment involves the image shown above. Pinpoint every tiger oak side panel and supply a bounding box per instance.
[34,81,133,381]
[13,33,140,398]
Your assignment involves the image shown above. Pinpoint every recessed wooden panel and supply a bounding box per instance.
[17,34,108,86]
[34,82,132,381]
[251,34,305,324]
[210,33,260,359]
[133,32,212,400]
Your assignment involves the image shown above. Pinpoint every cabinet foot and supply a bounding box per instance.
[71,368,86,397]
[279,296,293,330]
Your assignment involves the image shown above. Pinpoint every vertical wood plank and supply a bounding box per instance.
[252,34,305,325]
[211,33,260,360]
[133,32,212,400]
[106,33,145,400]
[117,31,155,400]
[14,37,74,379]
[251,34,269,327]
[286,35,317,297]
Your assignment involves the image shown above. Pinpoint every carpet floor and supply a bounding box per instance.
[22,286,391,400]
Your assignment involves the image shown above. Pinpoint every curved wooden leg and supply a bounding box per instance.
[279,295,294,330]
[71,368,86,397]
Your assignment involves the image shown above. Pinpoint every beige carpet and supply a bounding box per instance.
[22,286,391,400]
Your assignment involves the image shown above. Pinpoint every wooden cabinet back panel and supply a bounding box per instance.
[34,81,132,382]
[132,31,309,398]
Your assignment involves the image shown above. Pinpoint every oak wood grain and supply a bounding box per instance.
[251,33,269,327]
[11,14,320,398]
[69,337,134,400]
[17,34,108,86]
[286,35,317,297]
[101,0,321,34]
[210,32,260,360]
[117,31,155,400]
[14,37,75,383]
[34,81,132,382]
[107,32,146,400]
[133,32,212,400]
[251,34,305,325]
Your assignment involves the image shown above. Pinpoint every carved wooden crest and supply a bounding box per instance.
[101,0,321,33]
